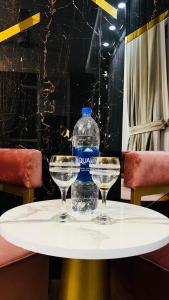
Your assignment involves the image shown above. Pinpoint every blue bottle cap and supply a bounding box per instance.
[82,107,92,116]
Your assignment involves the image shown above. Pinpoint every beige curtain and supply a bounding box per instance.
[122,60,129,151]
[123,17,169,151]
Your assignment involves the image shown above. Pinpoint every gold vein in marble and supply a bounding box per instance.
[91,0,117,19]
[0,12,40,43]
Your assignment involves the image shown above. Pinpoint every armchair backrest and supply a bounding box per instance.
[0,149,42,203]
[124,151,169,188]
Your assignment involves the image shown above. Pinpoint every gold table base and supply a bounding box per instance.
[59,259,109,300]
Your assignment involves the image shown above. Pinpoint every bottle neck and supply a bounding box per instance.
[82,114,91,117]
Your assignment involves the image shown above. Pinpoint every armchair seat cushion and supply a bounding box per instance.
[0,235,33,268]
[0,235,49,300]
[141,243,169,272]
[0,149,42,188]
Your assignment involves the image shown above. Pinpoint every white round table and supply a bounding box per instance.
[0,200,169,300]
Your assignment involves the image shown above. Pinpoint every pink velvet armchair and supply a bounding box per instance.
[122,151,169,205]
[113,151,169,299]
[110,243,169,300]
[0,149,49,299]
[0,235,49,300]
[0,149,42,204]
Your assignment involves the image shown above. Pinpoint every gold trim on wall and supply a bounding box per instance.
[125,10,169,44]
[0,12,40,43]
[91,0,117,19]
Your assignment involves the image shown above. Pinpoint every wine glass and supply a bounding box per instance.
[49,155,80,222]
[90,157,120,224]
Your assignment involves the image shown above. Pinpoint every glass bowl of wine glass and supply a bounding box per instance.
[90,156,120,224]
[49,155,80,222]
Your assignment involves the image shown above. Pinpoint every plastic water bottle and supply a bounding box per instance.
[71,107,100,220]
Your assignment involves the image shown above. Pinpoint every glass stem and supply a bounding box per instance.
[60,188,67,214]
[100,189,108,216]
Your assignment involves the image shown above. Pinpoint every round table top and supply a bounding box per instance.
[0,200,169,259]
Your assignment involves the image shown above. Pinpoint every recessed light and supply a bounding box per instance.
[103,42,109,47]
[109,25,116,31]
[118,2,126,9]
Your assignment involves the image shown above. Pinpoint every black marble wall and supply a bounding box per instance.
[0,0,126,199]
[0,0,126,156]
[0,1,168,200]
[126,0,169,34]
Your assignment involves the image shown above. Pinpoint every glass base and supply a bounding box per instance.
[52,212,74,223]
[93,214,115,225]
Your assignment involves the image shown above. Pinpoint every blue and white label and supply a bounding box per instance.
[73,146,99,182]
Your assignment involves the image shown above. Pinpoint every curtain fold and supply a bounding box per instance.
[123,16,169,151]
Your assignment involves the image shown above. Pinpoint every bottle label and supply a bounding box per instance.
[73,146,99,182]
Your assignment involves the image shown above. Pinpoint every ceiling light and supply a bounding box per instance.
[118,2,126,9]
[109,25,116,31]
[103,42,109,47]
